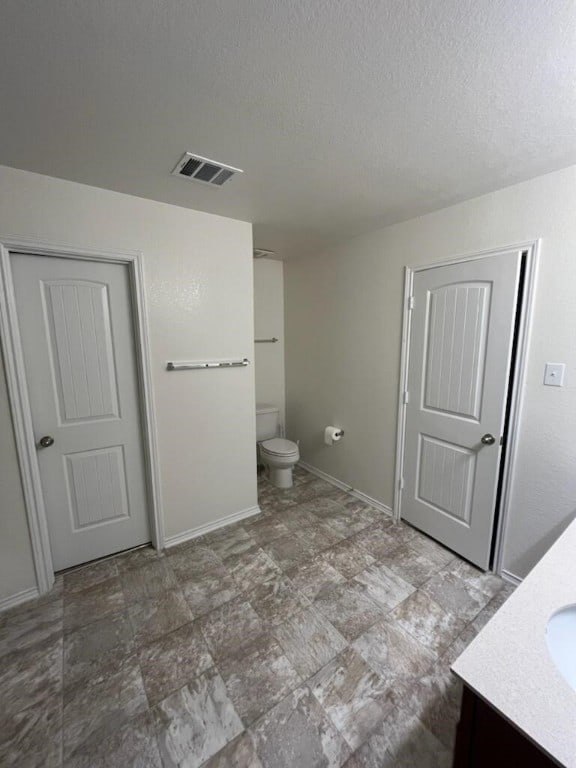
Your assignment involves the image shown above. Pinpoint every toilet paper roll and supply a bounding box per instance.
[324,426,344,446]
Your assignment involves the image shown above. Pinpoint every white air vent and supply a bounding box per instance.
[253,248,277,259]
[171,152,243,187]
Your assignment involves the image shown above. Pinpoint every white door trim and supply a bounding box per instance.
[393,240,540,579]
[0,236,164,593]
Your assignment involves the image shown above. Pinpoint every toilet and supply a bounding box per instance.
[256,404,299,489]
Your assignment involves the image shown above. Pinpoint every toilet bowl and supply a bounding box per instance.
[259,437,300,489]
[256,404,299,489]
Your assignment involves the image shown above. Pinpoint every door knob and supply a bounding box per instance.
[39,435,55,448]
[481,433,496,445]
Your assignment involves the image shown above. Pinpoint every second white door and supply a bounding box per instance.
[401,250,523,569]
[11,252,150,571]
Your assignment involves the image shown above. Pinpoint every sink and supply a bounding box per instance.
[546,604,576,693]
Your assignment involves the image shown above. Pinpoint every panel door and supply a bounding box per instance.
[11,253,150,570]
[402,251,522,568]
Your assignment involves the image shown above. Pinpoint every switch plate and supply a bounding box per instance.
[544,363,565,387]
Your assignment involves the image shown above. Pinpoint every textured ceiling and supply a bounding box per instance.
[1,0,575,257]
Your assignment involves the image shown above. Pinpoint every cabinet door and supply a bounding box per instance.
[453,687,555,768]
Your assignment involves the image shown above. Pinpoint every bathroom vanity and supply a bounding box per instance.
[453,686,556,767]
[451,518,576,768]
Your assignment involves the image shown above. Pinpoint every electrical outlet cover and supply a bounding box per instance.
[544,363,565,387]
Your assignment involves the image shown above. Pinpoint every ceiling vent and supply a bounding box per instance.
[253,248,277,259]
[171,152,243,187]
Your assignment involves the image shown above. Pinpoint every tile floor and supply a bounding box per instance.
[0,466,514,767]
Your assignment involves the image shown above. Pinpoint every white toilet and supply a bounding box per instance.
[256,404,299,489]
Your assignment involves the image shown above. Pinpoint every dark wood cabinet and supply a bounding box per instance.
[453,686,558,768]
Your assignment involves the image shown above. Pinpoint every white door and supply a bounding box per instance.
[401,250,522,569]
[11,253,150,570]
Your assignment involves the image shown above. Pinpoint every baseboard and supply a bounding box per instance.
[298,461,393,518]
[298,460,352,492]
[0,585,39,614]
[348,487,393,518]
[164,505,262,550]
[500,568,523,586]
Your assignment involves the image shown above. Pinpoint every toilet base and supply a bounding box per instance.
[268,465,294,489]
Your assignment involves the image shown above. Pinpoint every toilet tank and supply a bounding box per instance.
[256,404,279,441]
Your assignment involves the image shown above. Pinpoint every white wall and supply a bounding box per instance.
[253,258,285,428]
[0,165,256,602]
[285,164,576,580]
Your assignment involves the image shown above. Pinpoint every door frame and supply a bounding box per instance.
[393,240,540,581]
[0,236,165,593]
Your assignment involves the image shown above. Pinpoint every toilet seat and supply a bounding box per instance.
[260,438,299,457]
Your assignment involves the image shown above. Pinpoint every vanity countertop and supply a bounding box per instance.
[452,518,576,767]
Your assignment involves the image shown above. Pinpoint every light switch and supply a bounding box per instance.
[544,363,565,387]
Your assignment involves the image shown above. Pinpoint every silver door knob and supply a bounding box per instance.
[481,433,496,445]
[39,435,54,448]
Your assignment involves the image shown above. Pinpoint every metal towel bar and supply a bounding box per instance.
[255,337,278,343]
[166,358,249,371]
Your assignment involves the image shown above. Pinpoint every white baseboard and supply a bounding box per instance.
[298,461,393,518]
[0,585,40,614]
[164,505,262,550]
[348,487,393,518]
[501,568,523,586]
[298,460,352,492]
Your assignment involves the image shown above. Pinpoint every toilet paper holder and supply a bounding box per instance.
[324,426,345,445]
